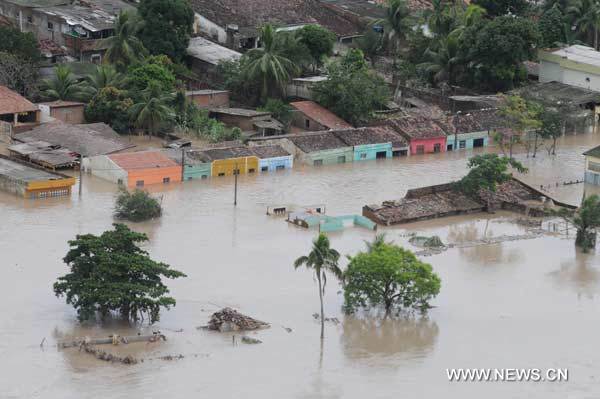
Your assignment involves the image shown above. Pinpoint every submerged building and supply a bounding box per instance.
[0,154,75,198]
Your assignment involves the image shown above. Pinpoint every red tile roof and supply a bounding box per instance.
[108,151,179,171]
[290,101,352,130]
[0,86,39,115]
[386,117,447,140]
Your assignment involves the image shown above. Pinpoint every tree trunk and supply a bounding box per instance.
[552,136,557,155]
[317,273,324,340]
[533,133,538,158]
[595,27,599,51]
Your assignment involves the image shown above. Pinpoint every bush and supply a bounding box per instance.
[115,188,162,222]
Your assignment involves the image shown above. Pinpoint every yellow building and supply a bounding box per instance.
[0,155,75,198]
[200,147,259,177]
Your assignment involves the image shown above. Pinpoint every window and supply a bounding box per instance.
[47,21,53,30]
[187,177,193,181]
[233,169,240,175]
[459,140,466,149]
[589,161,600,173]
[27,15,32,23]
[433,143,441,153]
[275,165,285,171]
[136,180,144,187]
[314,159,323,166]
[360,153,367,159]
[90,54,101,64]
[416,145,425,155]
[248,168,255,173]
[375,151,387,159]
[201,175,208,179]
[117,178,123,185]
[337,155,346,163]
[218,172,225,176]
[305,119,310,129]
[261,166,269,172]
[163,177,170,183]
[447,144,453,151]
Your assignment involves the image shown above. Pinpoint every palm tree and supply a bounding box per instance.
[243,24,298,101]
[364,233,391,252]
[103,11,146,71]
[567,0,600,49]
[294,233,342,339]
[79,64,125,101]
[418,34,460,86]
[375,0,412,52]
[129,82,174,138]
[40,65,86,101]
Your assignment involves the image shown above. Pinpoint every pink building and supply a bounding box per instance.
[386,117,447,155]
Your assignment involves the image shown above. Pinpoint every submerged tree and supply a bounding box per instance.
[115,188,162,222]
[459,154,527,198]
[294,233,342,339]
[344,243,441,317]
[556,195,600,252]
[498,95,542,158]
[53,224,186,323]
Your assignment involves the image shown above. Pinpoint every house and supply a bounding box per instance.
[290,101,352,131]
[0,154,75,198]
[209,107,272,131]
[189,0,360,51]
[186,37,241,78]
[38,100,85,124]
[288,131,353,166]
[250,145,293,172]
[539,45,600,92]
[200,146,259,177]
[436,113,490,151]
[85,151,182,187]
[333,126,409,160]
[0,85,40,132]
[584,145,600,185]
[285,76,328,100]
[386,117,447,155]
[163,148,212,180]
[8,140,78,169]
[186,89,230,109]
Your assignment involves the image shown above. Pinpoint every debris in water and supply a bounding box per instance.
[79,343,138,365]
[241,336,262,344]
[205,308,269,332]
[58,332,166,349]
[312,313,340,324]
[282,326,292,333]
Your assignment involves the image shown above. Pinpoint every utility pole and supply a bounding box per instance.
[78,159,83,197]
[180,148,185,181]
[234,162,238,206]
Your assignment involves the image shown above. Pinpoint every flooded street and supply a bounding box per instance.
[2,133,600,398]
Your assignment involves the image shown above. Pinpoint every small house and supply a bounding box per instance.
[0,85,40,132]
[38,100,85,124]
[386,117,447,155]
[186,37,241,78]
[290,101,352,131]
[186,89,230,109]
[209,108,271,131]
[285,76,328,100]
[0,154,75,198]
[584,145,600,185]
[85,151,182,187]
[436,113,489,151]
[200,146,259,177]
[163,148,212,180]
[250,145,293,172]
[538,45,600,91]
[289,131,353,166]
[332,127,408,161]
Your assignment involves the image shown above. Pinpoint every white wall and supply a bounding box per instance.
[83,155,127,185]
[539,60,562,83]
[194,13,227,43]
[562,68,600,91]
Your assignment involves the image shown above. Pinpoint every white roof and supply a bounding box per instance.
[550,45,600,68]
[292,76,328,83]
[186,37,241,66]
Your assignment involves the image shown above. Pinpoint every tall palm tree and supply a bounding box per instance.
[567,0,600,49]
[364,233,391,253]
[80,64,125,101]
[418,34,460,85]
[40,65,86,101]
[103,11,146,72]
[129,82,174,138]
[243,24,298,101]
[375,0,412,52]
[294,233,342,339]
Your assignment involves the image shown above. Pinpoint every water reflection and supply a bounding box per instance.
[341,316,439,362]
[549,248,600,299]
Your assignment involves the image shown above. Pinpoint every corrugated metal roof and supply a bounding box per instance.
[186,37,241,66]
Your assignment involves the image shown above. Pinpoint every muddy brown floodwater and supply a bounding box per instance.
[1,134,600,398]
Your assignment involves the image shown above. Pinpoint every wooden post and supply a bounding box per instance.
[234,162,238,206]
[180,148,185,182]
[78,160,83,197]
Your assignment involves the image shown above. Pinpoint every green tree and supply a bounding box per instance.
[458,16,539,91]
[376,0,412,52]
[459,154,527,198]
[539,5,567,47]
[243,24,299,101]
[567,0,600,49]
[273,31,312,71]
[573,195,600,251]
[0,51,38,98]
[217,59,261,104]
[85,86,133,133]
[344,243,441,317]
[538,107,563,155]
[258,98,293,128]
[129,81,174,137]
[296,25,336,70]
[425,0,462,37]
[115,188,162,221]
[418,34,460,86]
[357,27,384,65]
[137,0,194,61]
[498,94,542,158]
[471,0,529,16]
[104,11,147,72]
[0,26,40,61]
[312,49,389,125]
[127,59,176,93]
[40,65,86,101]
[53,223,186,323]
[294,233,342,339]
[81,64,125,101]
[364,233,392,253]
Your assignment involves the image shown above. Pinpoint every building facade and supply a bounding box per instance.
[539,45,600,92]
[584,146,600,185]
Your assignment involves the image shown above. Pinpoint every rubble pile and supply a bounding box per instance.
[206,308,270,332]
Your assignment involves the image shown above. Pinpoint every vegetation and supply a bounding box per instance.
[0,51,38,97]
[258,99,293,129]
[312,49,389,125]
[539,5,566,47]
[103,11,147,72]
[115,188,163,221]
[0,26,40,61]
[40,65,86,101]
[497,95,542,158]
[53,224,186,323]
[137,0,194,62]
[377,0,412,53]
[85,87,133,133]
[538,107,564,155]
[129,81,174,137]
[127,57,177,92]
[294,233,342,339]
[344,240,441,317]
[82,65,125,100]
[472,0,529,17]
[296,25,336,70]
[556,195,600,252]
[459,154,527,198]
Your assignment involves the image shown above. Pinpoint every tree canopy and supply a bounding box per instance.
[296,25,336,69]
[0,26,40,61]
[85,86,133,133]
[344,241,441,317]
[471,0,529,17]
[115,188,162,222]
[459,154,527,197]
[53,224,186,323]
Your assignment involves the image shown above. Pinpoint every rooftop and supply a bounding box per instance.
[319,0,386,20]
[386,117,447,139]
[189,0,360,37]
[0,154,69,182]
[545,45,600,67]
[186,37,241,66]
[250,145,290,158]
[185,89,229,96]
[435,112,488,135]
[162,148,211,165]
[515,81,600,106]
[15,122,134,157]
[210,107,270,117]
[0,86,39,115]
[292,76,329,83]
[108,151,178,170]
[332,127,407,147]
[290,101,352,130]
[39,0,134,32]
[3,0,68,7]
[200,146,257,161]
[584,145,600,158]
[38,100,85,108]
[289,131,348,152]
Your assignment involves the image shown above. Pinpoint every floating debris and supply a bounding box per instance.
[58,332,166,349]
[79,344,138,365]
[204,308,270,332]
[241,336,262,344]
[312,313,340,324]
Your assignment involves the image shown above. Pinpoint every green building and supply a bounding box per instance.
[289,132,353,166]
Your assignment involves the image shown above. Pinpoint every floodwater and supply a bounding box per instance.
[2,133,600,398]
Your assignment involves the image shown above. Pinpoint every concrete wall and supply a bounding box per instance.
[211,156,259,177]
[353,143,392,161]
[540,59,600,91]
[188,92,229,109]
[562,68,600,91]
[539,60,562,83]
[0,173,27,196]
[127,166,181,188]
[258,155,293,172]
[301,147,354,166]
[446,131,489,150]
[215,114,260,131]
[184,163,211,180]
[585,155,600,185]
[194,13,227,43]
[84,155,126,185]
[50,105,85,124]
[291,112,326,131]
[409,137,446,155]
